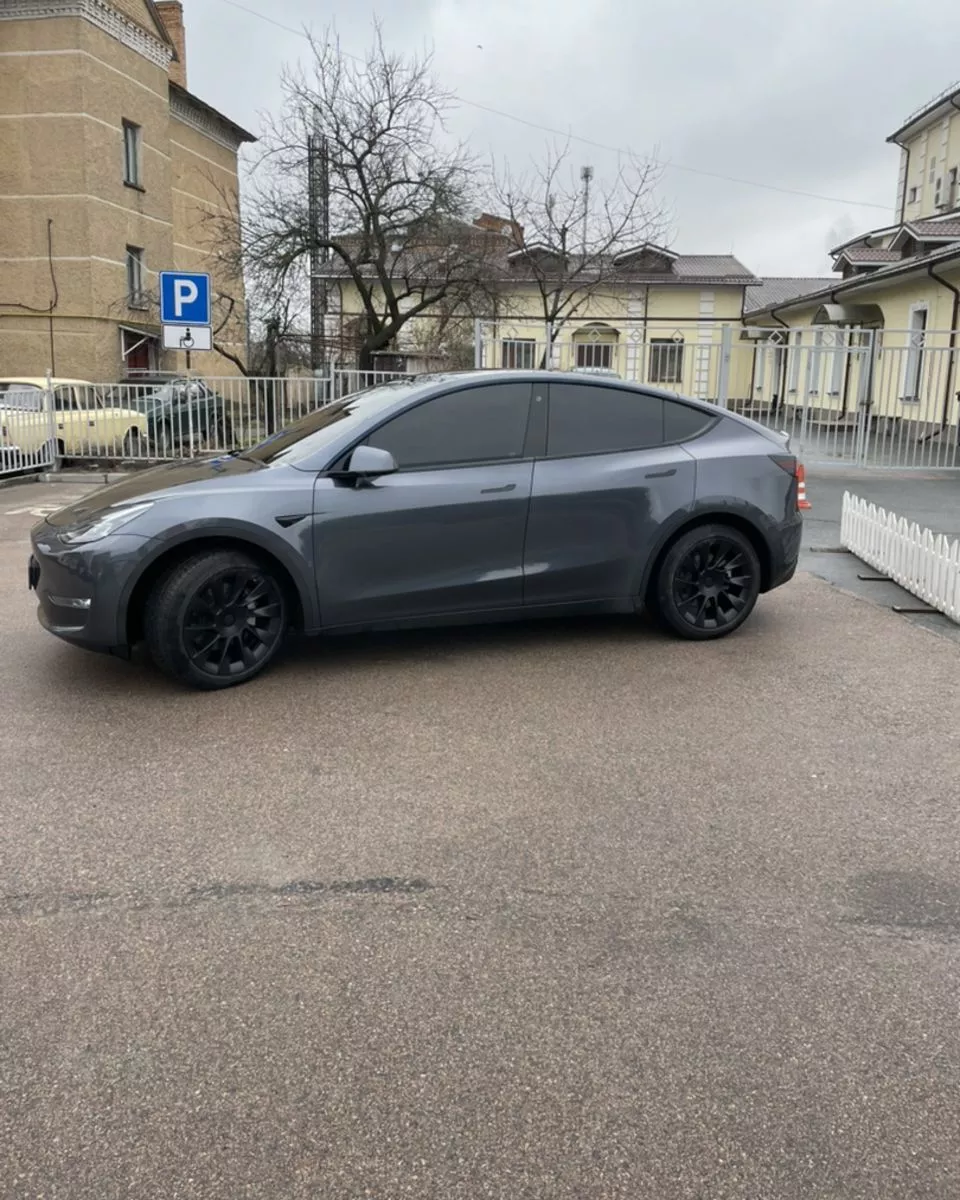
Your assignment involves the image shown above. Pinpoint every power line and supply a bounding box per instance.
[212,0,891,212]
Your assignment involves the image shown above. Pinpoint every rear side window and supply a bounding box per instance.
[366,383,532,469]
[547,383,663,457]
[663,399,717,442]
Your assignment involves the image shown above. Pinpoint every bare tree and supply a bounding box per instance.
[492,142,666,355]
[237,24,498,369]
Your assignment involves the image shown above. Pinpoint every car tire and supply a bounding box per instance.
[144,550,288,690]
[652,523,761,641]
[123,428,143,458]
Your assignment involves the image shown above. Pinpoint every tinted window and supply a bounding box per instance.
[366,384,531,469]
[241,381,421,467]
[664,399,717,442]
[547,383,663,457]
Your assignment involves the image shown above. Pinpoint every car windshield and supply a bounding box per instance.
[238,380,421,467]
[0,383,44,410]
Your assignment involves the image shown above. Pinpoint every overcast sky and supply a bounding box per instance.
[183,0,960,277]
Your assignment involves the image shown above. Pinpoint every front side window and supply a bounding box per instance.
[648,339,684,384]
[365,383,532,469]
[53,387,78,411]
[501,339,536,369]
[123,120,142,187]
[126,246,145,308]
[547,383,663,457]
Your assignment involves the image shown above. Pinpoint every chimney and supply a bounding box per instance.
[155,0,187,88]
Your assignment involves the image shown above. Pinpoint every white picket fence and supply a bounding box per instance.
[840,491,960,623]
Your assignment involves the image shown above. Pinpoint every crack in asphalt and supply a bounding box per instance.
[0,876,434,919]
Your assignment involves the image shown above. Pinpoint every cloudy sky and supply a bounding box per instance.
[182,0,960,277]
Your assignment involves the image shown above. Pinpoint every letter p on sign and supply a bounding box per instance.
[159,271,211,327]
[173,279,198,317]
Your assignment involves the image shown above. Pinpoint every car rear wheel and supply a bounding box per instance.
[652,524,761,640]
[144,550,288,689]
[123,428,143,458]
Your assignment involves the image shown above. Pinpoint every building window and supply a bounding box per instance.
[901,307,927,403]
[501,338,536,369]
[908,186,918,203]
[575,341,614,370]
[648,338,683,384]
[122,120,142,188]
[126,246,146,308]
[929,162,937,183]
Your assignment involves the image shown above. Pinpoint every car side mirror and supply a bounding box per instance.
[345,444,398,479]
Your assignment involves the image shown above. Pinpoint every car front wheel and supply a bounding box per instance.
[653,524,761,640]
[144,550,288,689]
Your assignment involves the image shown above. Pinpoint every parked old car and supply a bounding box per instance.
[28,370,807,690]
[0,378,147,464]
[119,377,234,455]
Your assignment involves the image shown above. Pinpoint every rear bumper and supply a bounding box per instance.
[765,516,803,591]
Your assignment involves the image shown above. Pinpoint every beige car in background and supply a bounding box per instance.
[0,378,147,463]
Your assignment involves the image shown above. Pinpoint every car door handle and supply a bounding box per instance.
[480,483,517,494]
[645,468,677,479]
[88,420,96,427]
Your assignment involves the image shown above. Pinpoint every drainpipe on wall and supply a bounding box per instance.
[927,260,960,427]
[769,304,790,414]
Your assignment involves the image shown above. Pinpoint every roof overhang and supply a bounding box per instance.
[812,302,884,326]
[887,82,960,145]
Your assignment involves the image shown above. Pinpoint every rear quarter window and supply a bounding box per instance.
[663,399,718,442]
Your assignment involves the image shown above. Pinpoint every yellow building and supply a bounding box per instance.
[331,232,759,403]
[0,0,253,382]
[744,83,960,437]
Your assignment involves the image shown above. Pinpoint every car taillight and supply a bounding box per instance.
[771,455,811,511]
[796,463,811,510]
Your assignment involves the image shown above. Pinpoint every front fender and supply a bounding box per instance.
[118,517,321,634]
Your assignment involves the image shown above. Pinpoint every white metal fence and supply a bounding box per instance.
[0,370,410,477]
[5,324,960,475]
[841,491,960,623]
[476,319,960,470]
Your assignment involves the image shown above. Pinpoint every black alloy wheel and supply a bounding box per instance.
[654,524,761,640]
[145,551,288,688]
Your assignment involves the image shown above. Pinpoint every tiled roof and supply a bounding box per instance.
[747,241,960,318]
[744,277,836,314]
[837,248,901,263]
[671,254,755,281]
[906,219,960,239]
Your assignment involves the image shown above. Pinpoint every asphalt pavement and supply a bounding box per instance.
[3,478,960,1199]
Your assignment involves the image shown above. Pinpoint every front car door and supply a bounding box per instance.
[523,381,707,606]
[312,381,536,627]
[53,386,86,453]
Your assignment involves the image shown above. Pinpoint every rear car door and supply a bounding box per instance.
[523,382,706,605]
[312,381,536,626]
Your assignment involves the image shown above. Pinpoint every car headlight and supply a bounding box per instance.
[58,501,154,545]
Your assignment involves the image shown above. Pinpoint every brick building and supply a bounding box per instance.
[0,0,254,380]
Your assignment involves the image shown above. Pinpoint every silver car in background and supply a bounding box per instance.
[28,370,807,689]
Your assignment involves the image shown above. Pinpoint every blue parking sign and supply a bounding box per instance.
[159,271,211,326]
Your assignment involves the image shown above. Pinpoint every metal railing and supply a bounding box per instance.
[474,320,960,470]
[841,491,960,623]
[0,370,411,475]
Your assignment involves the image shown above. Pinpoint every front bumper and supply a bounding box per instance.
[29,526,151,655]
